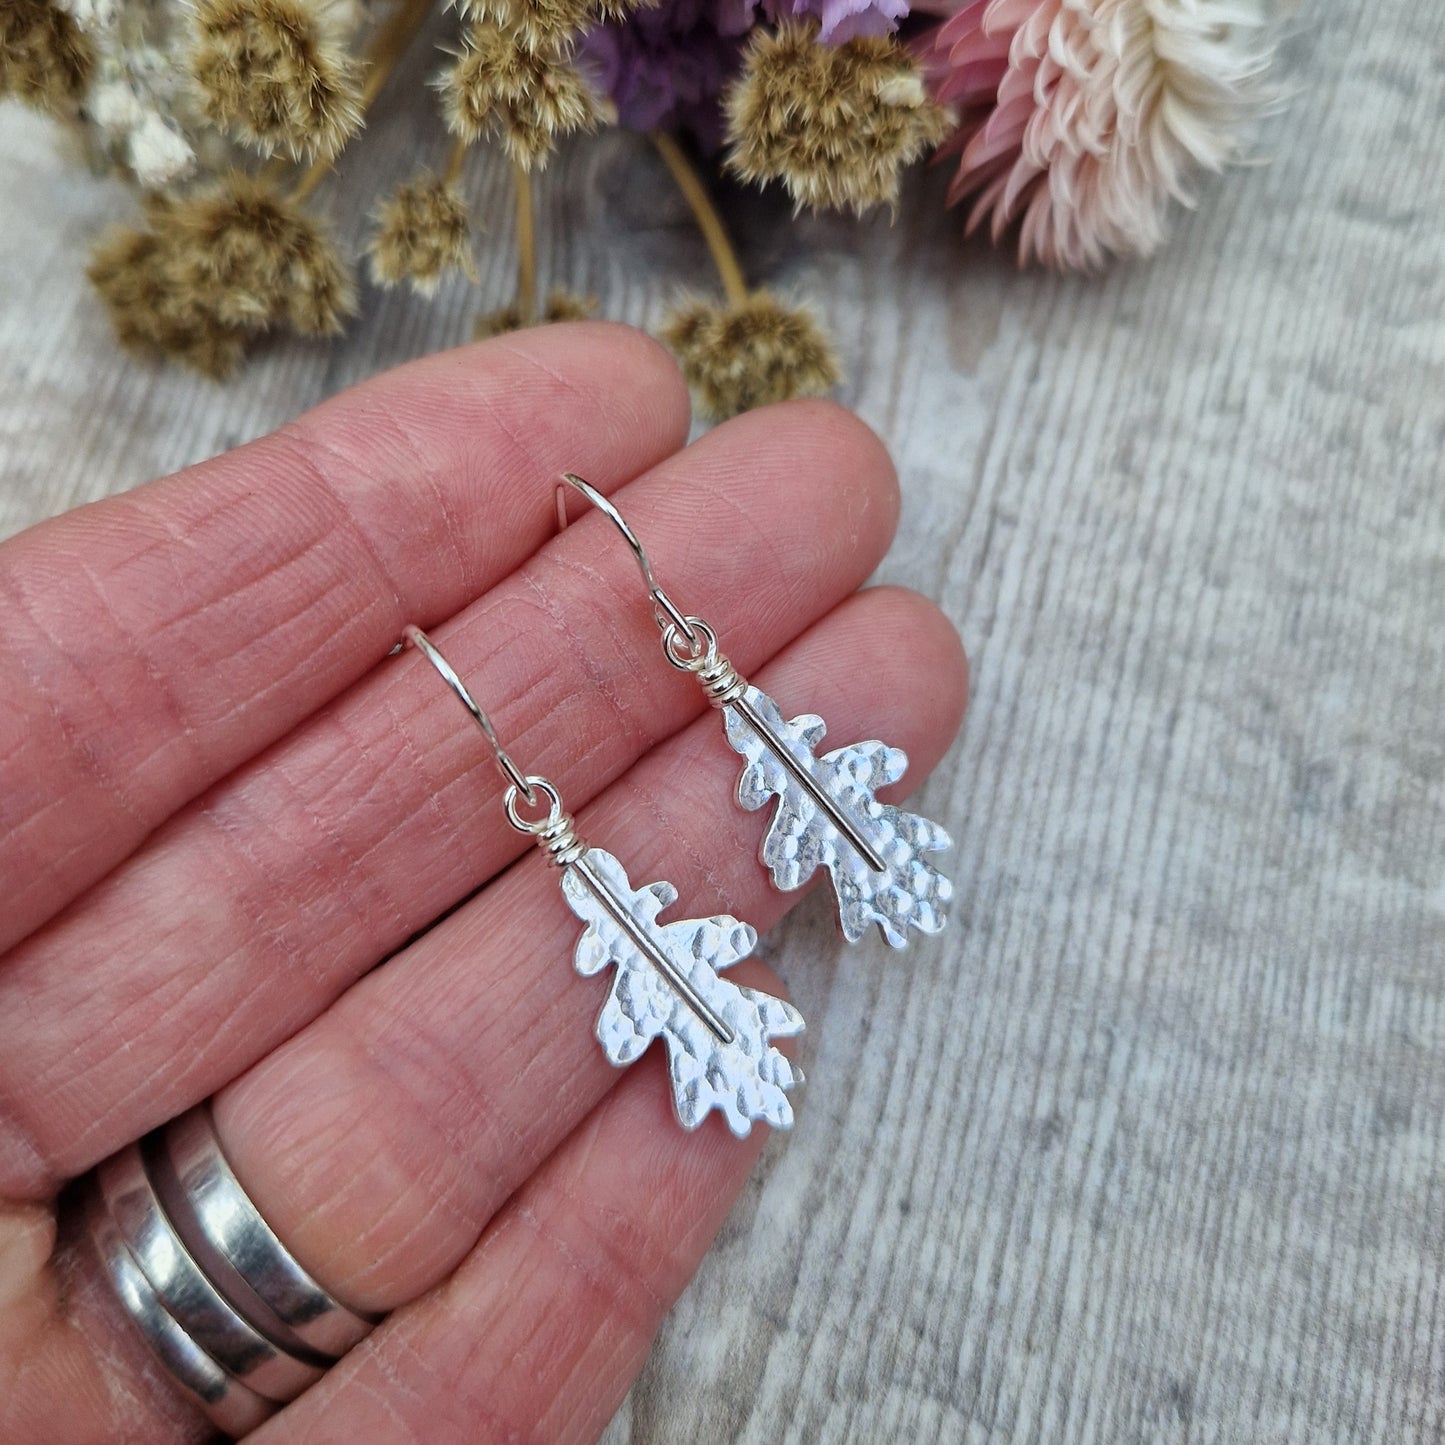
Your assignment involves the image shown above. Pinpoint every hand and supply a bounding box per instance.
[0,323,967,1443]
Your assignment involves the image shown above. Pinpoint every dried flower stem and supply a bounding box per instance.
[285,0,437,203]
[513,159,536,322]
[444,135,467,186]
[651,130,747,308]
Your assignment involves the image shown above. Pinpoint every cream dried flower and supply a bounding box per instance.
[368,174,479,296]
[660,290,840,420]
[438,19,608,169]
[54,0,123,31]
[87,78,196,186]
[725,22,951,215]
[191,0,364,160]
[916,0,1270,268]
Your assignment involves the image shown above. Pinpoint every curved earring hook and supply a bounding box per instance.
[402,624,537,805]
[556,473,698,646]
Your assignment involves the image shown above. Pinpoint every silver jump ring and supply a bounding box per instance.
[403,624,537,806]
[504,775,563,833]
[503,776,585,867]
[662,617,718,671]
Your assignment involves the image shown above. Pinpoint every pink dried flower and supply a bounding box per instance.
[916,0,1269,269]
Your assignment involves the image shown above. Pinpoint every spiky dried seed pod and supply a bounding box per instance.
[453,0,593,51]
[368,174,478,296]
[454,0,654,45]
[438,20,607,169]
[88,221,249,378]
[162,173,357,335]
[0,0,94,114]
[659,290,840,420]
[473,288,598,338]
[191,0,363,160]
[725,22,951,215]
[88,174,356,376]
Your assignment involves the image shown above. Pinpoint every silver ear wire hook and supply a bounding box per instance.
[402,622,745,1049]
[402,624,539,808]
[556,473,699,646]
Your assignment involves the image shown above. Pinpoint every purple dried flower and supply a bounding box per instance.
[764,0,908,43]
[579,0,748,149]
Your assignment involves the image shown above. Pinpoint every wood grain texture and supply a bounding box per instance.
[3,0,1443,1438]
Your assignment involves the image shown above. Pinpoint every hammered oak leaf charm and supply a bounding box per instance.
[560,847,804,1136]
[723,687,953,948]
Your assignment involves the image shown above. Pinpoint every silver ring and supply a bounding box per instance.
[162,1107,377,1358]
[87,1176,277,1436]
[85,1104,380,1435]
[97,1144,327,1398]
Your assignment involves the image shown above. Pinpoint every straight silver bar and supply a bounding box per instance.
[730,693,889,874]
[571,855,735,1045]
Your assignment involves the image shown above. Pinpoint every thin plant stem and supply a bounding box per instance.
[514,161,536,322]
[650,130,748,306]
[444,135,467,187]
[288,0,435,204]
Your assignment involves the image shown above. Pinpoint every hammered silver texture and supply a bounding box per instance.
[560,848,805,1136]
[723,686,953,948]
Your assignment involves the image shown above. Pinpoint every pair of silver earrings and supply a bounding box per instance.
[404,474,953,1138]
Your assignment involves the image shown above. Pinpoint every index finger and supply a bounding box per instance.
[0,322,690,954]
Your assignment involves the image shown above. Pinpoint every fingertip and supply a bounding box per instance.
[676,398,901,563]
[477,321,693,464]
[858,585,970,747]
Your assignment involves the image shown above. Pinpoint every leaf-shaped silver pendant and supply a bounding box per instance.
[722,686,953,948]
[560,847,805,1135]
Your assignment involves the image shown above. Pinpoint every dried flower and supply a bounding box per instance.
[725,22,951,214]
[53,0,123,30]
[0,0,95,114]
[438,19,608,168]
[88,174,355,376]
[88,213,249,377]
[368,173,478,295]
[163,173,356,334]
[88,80,197,187]
[454,0,595,51]
[764,0,907,45]
[473,287,598,336]
[191,0,363,160]
[660,290,839,419]
[916,0,1269,268]
[578,0,746,150]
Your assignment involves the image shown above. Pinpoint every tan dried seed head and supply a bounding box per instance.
[191,0,363,160]
[659,290,840,421]
[725,23,951,215]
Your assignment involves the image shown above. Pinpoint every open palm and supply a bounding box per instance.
[0,323,966,1443]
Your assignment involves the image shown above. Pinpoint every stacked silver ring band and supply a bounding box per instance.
[87,1104,379,1436]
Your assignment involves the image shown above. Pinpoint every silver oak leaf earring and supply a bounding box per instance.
[556,474,953,950]
[402,625,804,1136]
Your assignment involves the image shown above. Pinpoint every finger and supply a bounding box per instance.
[254,1049,780,1445]
[0,322,690,953]
[2,588,964,1445]
[0,402,901,1198]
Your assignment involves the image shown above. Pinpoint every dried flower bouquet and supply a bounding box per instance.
[3,0,1269,416]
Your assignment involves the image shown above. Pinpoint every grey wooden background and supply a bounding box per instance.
[4,0,1444,1438]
